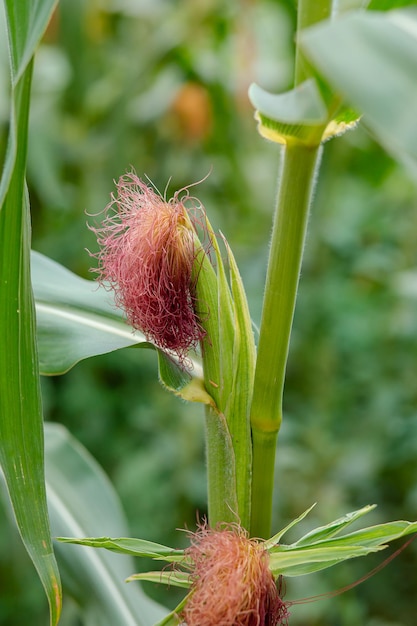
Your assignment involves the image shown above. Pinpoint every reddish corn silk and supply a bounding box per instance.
[90,173,206,361]
[182,523,289,626]
[179,526,416,626]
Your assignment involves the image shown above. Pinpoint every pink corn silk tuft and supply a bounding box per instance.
[182,523,289,626]
[90,173,206,361]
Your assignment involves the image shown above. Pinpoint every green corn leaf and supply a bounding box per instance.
[221,234,256,530]
[293,504,377,547]
[57,536,185,563]
[249,81,360,146]
[202,221,254,522]
[248,79,328,145]
[192,224,239,524]
[127,571,191,589]
[45,423,167,625]
[192,221,235,412]
[0,0,59,205]
[32,250,147,374]
[299,8,417,174]
[269,544,384,577]
[0,1,61,623]
[249,79,327,126]
[301,519,417,550]
[269,512,417,577]
[207,223,235,413]
[264,503,317,549]
[4,0,58,85]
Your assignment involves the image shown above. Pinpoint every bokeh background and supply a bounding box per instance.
[1,0,417,624]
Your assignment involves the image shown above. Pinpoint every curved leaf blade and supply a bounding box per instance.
[249,79,327,144]
[249,79,327,125]
[32,250,147,374]
[57,536,185,562]
[45,423,168,626]
[300,8,417,173]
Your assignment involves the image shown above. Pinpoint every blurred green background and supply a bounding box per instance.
[1,0,417,624]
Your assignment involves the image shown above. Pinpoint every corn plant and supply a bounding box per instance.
[1,0,417,624]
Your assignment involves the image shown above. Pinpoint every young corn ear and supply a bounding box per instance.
[89,172,207,363]
[182,523,289,626]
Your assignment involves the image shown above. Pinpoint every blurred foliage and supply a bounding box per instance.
[1,0,417,624]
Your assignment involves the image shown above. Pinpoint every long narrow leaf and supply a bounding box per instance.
[57,536,185,562]
[126,571,191,589]
[264,503,317,549]
[269,516,417,576]
[269,544,385,577]
[0,2,62,623]
[300,519,417,550]
[293,504,376,547]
